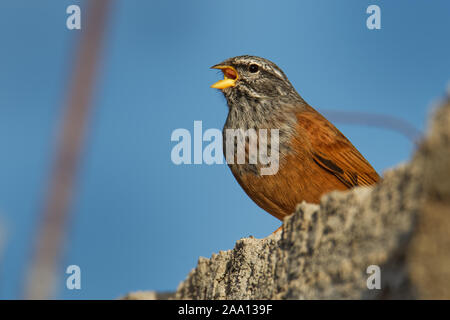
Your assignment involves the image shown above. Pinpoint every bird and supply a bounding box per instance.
[210,55,380,229]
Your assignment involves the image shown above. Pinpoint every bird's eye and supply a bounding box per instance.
[249,64,259,73]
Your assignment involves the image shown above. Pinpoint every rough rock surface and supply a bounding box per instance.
[405,94,450,299]
[173,95,450,300]
[175,163,421,299]
[125,94,450,299]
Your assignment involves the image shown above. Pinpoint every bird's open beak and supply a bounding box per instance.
[210,65,239,89]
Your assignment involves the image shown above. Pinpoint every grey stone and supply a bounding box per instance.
[125,94,450,300]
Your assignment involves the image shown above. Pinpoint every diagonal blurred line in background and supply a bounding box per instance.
[24,0,112,299]
[322,109,423,144]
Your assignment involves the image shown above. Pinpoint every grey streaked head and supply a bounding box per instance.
[211,56,306,176]
[211,55,301,102]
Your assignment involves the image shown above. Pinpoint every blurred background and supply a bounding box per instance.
[0,0,448,299]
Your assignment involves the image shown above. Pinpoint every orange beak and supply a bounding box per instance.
[210,65,239,89]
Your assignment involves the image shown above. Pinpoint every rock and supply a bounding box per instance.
[405,94,450,299]
[176,160,422,299]
[125,93,450,300]
[122,291,175,300]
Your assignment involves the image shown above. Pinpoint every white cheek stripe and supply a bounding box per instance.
[234,57,287,81]
[271,67,285,80]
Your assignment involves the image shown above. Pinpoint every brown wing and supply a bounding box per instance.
[296,108,380,188]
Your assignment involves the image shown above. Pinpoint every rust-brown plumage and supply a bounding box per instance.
[231,105,380,221]
[211,55,380,223]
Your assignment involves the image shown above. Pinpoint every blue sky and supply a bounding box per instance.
[0,0,449,299]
